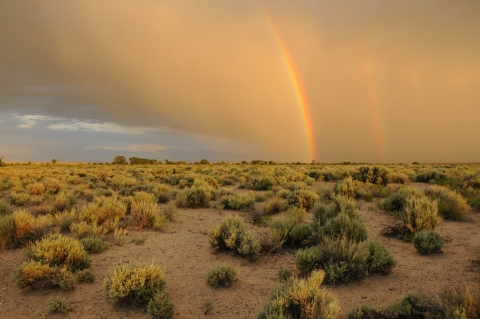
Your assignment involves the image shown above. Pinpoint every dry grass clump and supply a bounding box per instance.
[257,270,341,319]
[103,263,174,318]
[209,215,261,259]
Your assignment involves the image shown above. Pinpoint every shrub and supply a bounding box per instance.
[70,221,107,239]
[287,189,319,210]
[147,290,175,319]
[103,263,167,309]
[80,236,109,253]
[175,184,216,208]
[334,177,356,198]
[46,296,68,314]
[76,269,96,282]
[354,166,391,186]
[402,196,442,235]
[113,227,128,246]
[209,215,261,259]
[79,196,127,232]
[5,210,53,247]
[320,212,368,242]
[53,192,76,212]
[251,177,273,191]
[257,270,341,319]
[277,268,292,282]
[220,192,255,211]
[202,299,215,315]
[52,209,77,231]
[0,214,15,249]
[295,237,396,284]
[206,265,237,288]
[154,184,172,203]
[10,192,30,206]
[381,186,423,213]
[0,200,13,216]
[441,285,480,319]
[131,200,159,230]
[14,260,58,289]
[413,230,443,254]
[29,233,90,271]
[425,186,470,220]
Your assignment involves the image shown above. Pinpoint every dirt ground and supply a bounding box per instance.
[1,187,479,318]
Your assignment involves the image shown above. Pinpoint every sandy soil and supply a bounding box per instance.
[1,193,479,318]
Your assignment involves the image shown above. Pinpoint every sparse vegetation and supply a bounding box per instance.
[206,265,237,288]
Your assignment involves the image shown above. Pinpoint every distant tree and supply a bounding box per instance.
[199,159,210,165]
[52,159,57,164]
[113,156,127,164]
[0,155,3,167]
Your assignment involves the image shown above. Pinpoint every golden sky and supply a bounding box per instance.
[1,0,479,163]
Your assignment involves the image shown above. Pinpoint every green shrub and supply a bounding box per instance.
[295,237,396,284]
[365,238,397,274]
[76,269,96,282]
[46,296,68,314]
[0,214,15,249]
[103,263,167,309]
[277,268,292,282]
[320,212,368,242]
[154,184,173,203]
[175,184,216,208]
[52,267,75,290]
[262,196,287,214]
[80,236,108,253]
[251,177,274,191]
[354,166,391,186]
[287,189,319,210]
[147,290,175,319]
[425,186,470,220]
[220,192,255,211]
[202,299,215,315]
[413,230,443,254]
[257,270,341,319]
[0,200,13,217]
[334,177,356,198]
[382,186,423,213]
[206,265,237,288]
[209,215,261,259]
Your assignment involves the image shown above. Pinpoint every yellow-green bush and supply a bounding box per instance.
[425,185,470,220]
[26,182,45,196]
[209,215,261,259]
[206,265,237,288]
[402,196,442,234]
[257,270,341,319]
[334,177,356,198]
[103,263,171,313]
[78,196,126,232]
[287,189,319,211]
[70,221,107,238]
[220,192,255,211]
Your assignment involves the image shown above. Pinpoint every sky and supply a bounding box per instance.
[1,0,479,163]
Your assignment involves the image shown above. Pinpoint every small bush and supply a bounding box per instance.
[413,230,443,254]
[257,270,341,319]
[29,233,90,271]
[52,209,77,231]
[209,215,261,259]
[76,269,96,282]
[334,177,356,198]
[113,227,128,246]
[147,290,175,319]
[154,184,173,203]
[46,296,68,314]
[287,189,319,210]
[80,236,108,253]
[175,183,216,208]
[425,186,470,220]
[202,299,215,315]
[79,196,127,232]
[320,212,368,243]
[70,221,107,239]
[0,200,13,216]
[220,192,255,211]
[277,268,292,282]
[402,196,442,235]
[382,186,423,213]
[103,263,167,309]
[206,265,237,288]
[262,197,287,215]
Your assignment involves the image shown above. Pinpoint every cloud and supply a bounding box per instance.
[16,115,49,128]
[48,121,154,134]
[86,144,168,153]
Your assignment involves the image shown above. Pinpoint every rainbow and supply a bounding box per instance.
[265,14,316,162]
[363,56,385,162]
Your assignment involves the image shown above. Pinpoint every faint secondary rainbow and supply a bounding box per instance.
[265,14,316,161]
